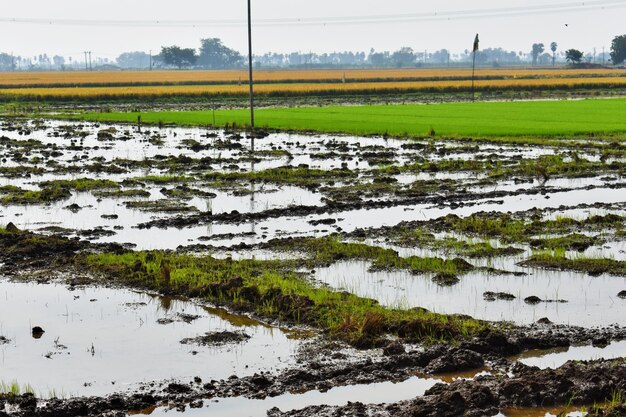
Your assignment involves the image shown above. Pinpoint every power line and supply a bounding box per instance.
[1,0,625,28]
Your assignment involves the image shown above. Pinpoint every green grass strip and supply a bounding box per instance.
[72,98,626,138]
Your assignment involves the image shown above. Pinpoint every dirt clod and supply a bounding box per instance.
[180,331,250,346]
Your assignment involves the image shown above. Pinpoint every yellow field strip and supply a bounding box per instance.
[1,76,625,99]
[0,68,624,87]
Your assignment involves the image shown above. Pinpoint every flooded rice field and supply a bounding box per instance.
[1,118,625,416]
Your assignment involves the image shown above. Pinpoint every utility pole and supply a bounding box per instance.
[88,51,92,71]
[247,0,255,150]
[471,34,479,102]
[84,51,88,71]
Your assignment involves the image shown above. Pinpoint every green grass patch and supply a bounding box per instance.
[529,233,600,252]
[71,98,626,139]
[82,250,488,346]
[0,380,35,397]
[0,186,71,204]
[41,178,119,192]
[522,250,626,277]
[0,179,118,205]
[266,237,476,274]
[433,213,624,244]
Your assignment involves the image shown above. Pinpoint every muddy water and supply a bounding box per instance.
[516,340,626,369]
[130,376,444,416]
[498,409,586,417]
[315,260,626,327]
[0,280,299,397]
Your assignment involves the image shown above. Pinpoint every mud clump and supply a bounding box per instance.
[64,203,82,213]
[524,296,567,305]
[157,313,201,325]
[308,218,336,226]
[180,330,250,346]
[382,340,405,356]
[0,228,85,270]
[483,292,516,301]
[424,349,484,374]
[5,222,19,233]
[31,326,45,339]
[432,272,460,286]
[524,296,542,305]
[0,335,10,345]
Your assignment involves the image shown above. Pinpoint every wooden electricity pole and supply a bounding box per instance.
[247,0,255,151]
[471,34,479,102]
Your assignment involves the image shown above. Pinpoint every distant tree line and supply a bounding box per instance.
[1,35,625,72]
[124,36,626,70]
[0,53,71,71]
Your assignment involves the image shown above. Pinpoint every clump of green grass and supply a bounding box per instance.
[529,233,599,252]
[431,213,624,244]
[369,253,472,275]
[0,185,71,204]
[374,227,523,258]
[82,250,488,346]
[266,236,476,275]
[522,249,626,277]
[40,178,119,192]
[0,380,35,397]
[589,390,626,416]
[268,236,397,266]
[0,178,120,205]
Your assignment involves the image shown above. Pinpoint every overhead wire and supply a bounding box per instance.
[0,0,625,28]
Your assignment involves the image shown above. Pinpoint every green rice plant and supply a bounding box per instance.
[0,380,35,397]
[69,98,626,140]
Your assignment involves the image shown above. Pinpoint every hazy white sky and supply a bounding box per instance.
[0,0,624,61]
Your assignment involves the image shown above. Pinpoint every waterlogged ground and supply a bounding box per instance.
[1,118,626,416]
[0,280,300,397]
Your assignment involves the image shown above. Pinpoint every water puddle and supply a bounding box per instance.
[516,339,626,369]
[314,260,626,327]
[0,280,300,397]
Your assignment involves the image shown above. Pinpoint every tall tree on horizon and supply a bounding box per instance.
[550,42,558,66]
[610,34,626,65]
[531,43,545,66]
